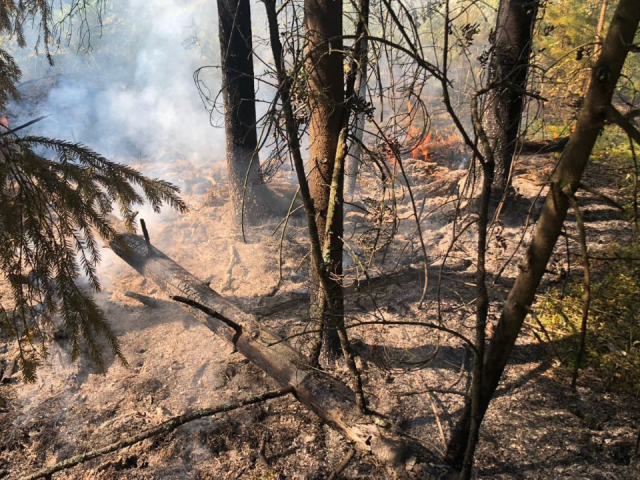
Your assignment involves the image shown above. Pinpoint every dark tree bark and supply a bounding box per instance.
[304,0,345,361]
[484,0,539,197]
[218,0,270,223]
[446,0,640,472]
[519,135,569,154]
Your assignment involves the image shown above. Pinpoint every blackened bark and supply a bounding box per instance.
[485,0,539,196]
[305,0,345,361]
[218,0,268,223]
[446,0,640,471]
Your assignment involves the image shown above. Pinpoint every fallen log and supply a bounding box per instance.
[107,231,446,478]
[519,136,569,154]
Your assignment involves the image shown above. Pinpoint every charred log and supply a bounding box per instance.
[107,231,447,478]
[519,136,570,154]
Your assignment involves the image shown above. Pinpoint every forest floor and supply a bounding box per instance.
[1,150,640,480]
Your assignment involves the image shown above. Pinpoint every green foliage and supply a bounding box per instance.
[536,242,640,394]
[591,128,638,167]
[0,134,187,380]
[0,47,20,109]
[537,0,602,106]
[534,0,640,132]
[0,0,188,380]
[0,0,56,62]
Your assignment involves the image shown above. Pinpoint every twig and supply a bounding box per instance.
[629,134,639,232]
[258,433,269,467]
[564,188,591,390]
[606,104,640,145]
[268,319,478,354]
[0,115,50,137]
[327,448,356,480]
[525,307,564,364]
[392,388,469,398]
[171,296,243,347]
[22,387,293,480]
[276,188,302,287]
[427,392,448,451]
[578,182,625,211]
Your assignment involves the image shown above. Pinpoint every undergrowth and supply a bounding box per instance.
[535,242,640,394]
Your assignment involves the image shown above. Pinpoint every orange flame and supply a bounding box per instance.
[411,131,432,162]
[385,102,465,176]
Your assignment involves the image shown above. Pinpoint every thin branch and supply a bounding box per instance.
[22,387,293,480]
[606,104,640,145]
[0,115,49,137]
[392,388,469,398]
[578,182,624,211]
[327,448,357,480]
[268,320,479,354]
[564,188,591,390]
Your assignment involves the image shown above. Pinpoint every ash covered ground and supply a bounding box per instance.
[2,148,640,480]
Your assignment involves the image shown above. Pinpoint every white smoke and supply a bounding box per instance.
[9,0,226,169]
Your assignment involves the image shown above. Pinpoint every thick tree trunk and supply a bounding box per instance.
[107,231,446,479]
[218,0,269,223]
[304,0,345,361]
[484,0,539,196]
[446,0,640,471]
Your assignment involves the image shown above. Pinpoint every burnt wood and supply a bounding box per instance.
[107,231,446,478]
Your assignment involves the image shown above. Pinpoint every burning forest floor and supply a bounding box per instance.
[1,152,640,480]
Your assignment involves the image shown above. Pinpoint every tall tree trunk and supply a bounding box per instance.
[485,0,539,198]
[305,0,345,362]
[345,29,369,201]
[446,0,640,471]
[218,0,269,224]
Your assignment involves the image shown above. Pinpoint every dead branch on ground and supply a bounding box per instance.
[106,229,447,478]
[22,388,293,480]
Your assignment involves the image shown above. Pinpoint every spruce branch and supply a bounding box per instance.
[1,132,187,380]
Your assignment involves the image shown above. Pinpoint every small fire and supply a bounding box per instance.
[405,102,462,165]
[381,102,465,178]
[410,130,432,162]
[1,118,9,130]
[408,127,463,166]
